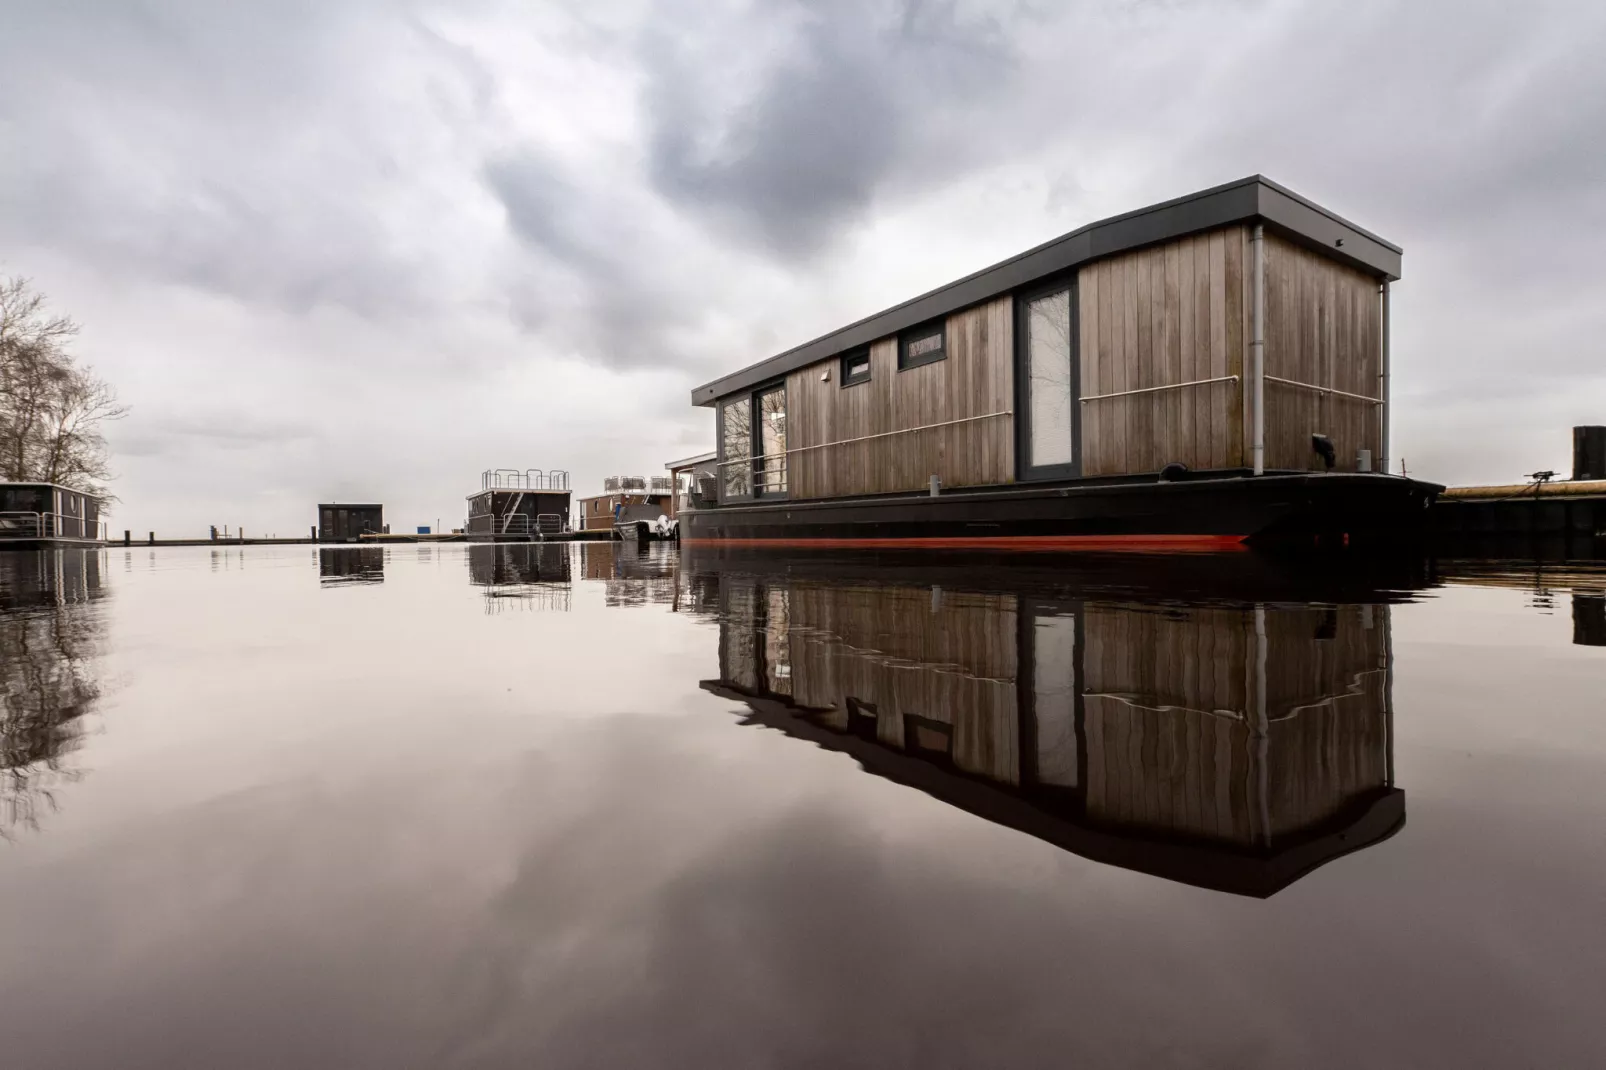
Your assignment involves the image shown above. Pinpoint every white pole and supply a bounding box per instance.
[1380,280,1391,476]
[1250,224,1266,475]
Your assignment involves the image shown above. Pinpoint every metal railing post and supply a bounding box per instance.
[1380,280,1391,475]
[1250,223,1266,476]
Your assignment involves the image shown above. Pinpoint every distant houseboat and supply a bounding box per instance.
[317,503,384,543]
[466,469,571,540]
[0,483,106,549]
[577,476,674,533]
[683,176,1440,549]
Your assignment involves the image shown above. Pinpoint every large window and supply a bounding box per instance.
[898,319,946,370]
[720,397,752,499]
[719,383,789,501]
[756,385,787,496]
[1026,287,1075,469]
[1018,282,1078,479]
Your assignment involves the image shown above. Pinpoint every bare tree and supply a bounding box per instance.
[0,277,127,494]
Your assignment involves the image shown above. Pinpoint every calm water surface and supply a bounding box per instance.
[1,543,1603,1068]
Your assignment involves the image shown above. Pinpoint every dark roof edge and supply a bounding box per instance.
[691,176,1401,406]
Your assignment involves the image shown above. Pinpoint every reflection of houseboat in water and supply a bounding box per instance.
[685,177,1441,549]
[466,469,571,542]
[0,483,107,549]
[319,547,385,585]
[468,544,572,612]
[0,548,107,832]
[693,551,1406,897]
[579,541,678,607]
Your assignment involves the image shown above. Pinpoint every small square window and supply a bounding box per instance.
[898,320,946,370]
[840,348,871,387]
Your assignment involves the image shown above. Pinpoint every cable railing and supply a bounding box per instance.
[603,476,674,494]
[482,469,570,491]
[0,512,108,541]
[464,511,569,538]
[713,457,789,498]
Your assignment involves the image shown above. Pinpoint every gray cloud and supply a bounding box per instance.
[641,0,1018,259]
[0,0,493,321]
[2,0,1605,529]
[114,410,316,458]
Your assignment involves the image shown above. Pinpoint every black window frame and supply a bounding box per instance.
[1013,275,1082,482]
[716,377,788,504]
[897,318,947,371]
[839,347,872,388]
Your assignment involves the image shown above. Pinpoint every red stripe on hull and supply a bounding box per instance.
[682,534,1249,552]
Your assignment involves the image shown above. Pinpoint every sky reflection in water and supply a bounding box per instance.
[0,543,1602,1068]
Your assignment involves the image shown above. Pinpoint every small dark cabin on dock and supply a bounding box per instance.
[466,469,571,539]
[685,176,1437,548]
[318,503,384,543]
[0,483,106,547]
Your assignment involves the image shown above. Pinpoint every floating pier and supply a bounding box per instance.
[1432,427,1606,555]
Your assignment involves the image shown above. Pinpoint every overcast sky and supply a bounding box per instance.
[3,0,1603,534]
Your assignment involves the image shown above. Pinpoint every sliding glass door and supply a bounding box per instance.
[718,382,788,503]
[755,384,787,497]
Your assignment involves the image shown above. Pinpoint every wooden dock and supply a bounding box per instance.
[109,530,619,548]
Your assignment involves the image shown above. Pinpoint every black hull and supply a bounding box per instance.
[683,472,1440,550]
[681,544,1438,605]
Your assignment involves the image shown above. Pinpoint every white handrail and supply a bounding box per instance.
[1264,376,1383,404]
[0,511,108,540]
[715,410,1013,467]
[1081,375,1240,403]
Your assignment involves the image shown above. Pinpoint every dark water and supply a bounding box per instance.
[1,543,1603,1068]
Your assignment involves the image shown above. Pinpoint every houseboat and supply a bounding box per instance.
[0,483,107,549]
[465,469,571,541]
[684,176,1440,549]
[690,551,1408,897]
[577,476,674,534]
[317,503,384,543]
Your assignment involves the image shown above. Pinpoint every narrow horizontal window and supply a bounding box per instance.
[898,320,946,370]
[840,348,871,387]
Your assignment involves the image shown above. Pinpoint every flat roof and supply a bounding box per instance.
[665,450,717,470]
[318,503,382,509]
[465,488,571,500]
[1,482,100,497]
[692,175,1400,406]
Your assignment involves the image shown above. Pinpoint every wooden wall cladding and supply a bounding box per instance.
[1262,233,1384,472]
[715,576,1393,850]
[784,582,1021,785]
[1078,226,1251,476]
[1080,602,1390,847]
[785,296,1014,499]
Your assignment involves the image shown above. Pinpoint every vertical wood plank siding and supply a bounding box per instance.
[784,582,1022,784]
[730,223,1381,491]
[785,297,1014,499]
[1080,602,1389,845]
[1262,233,1383,472]
[718,577,1392,850]
[1077,226,1252,474]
